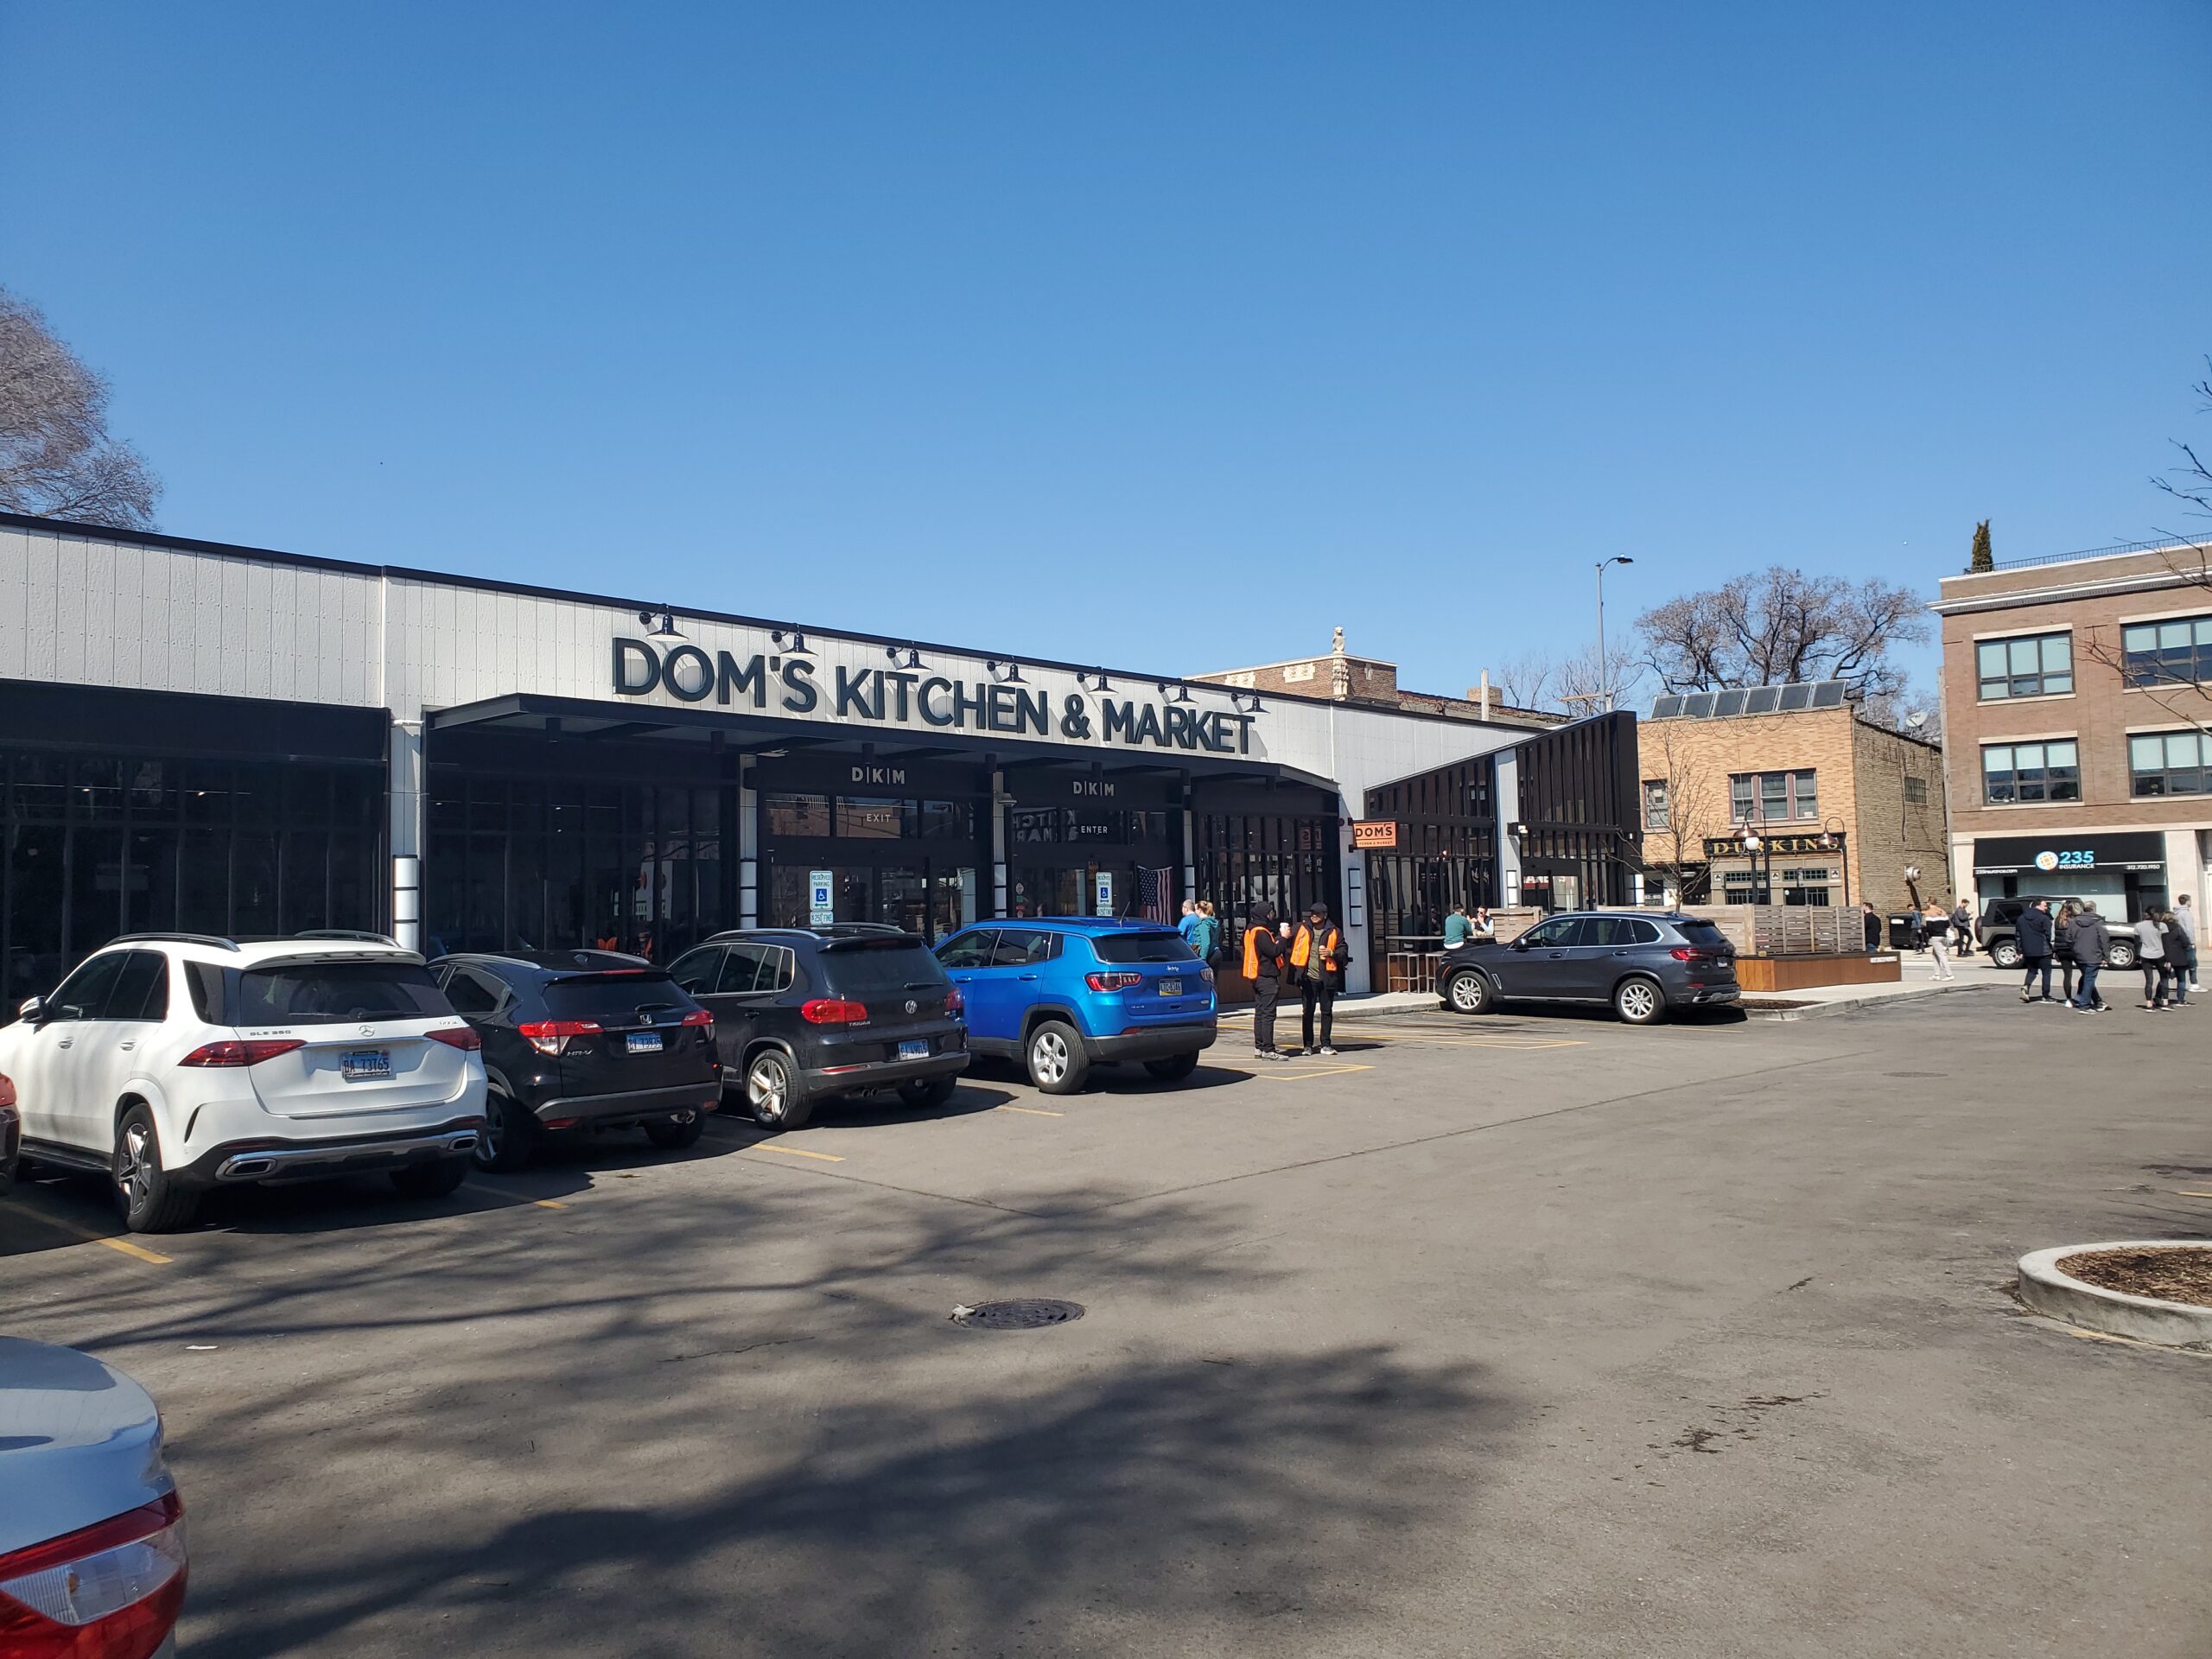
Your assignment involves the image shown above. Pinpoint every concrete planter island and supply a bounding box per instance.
[2016,1243,2212,1349]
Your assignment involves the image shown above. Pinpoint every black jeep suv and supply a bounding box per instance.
[666,928,968,1130]
[429,950,721,1171]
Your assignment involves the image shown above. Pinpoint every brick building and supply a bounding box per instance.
[1636,684,1948,919]
[1194,629,1562,732]
[1935,541,2212,921]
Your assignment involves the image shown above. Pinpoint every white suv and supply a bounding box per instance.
[0,931,486,1232]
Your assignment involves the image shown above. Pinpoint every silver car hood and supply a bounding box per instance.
[0,1338,175,1553]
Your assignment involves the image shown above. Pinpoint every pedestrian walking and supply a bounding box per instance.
[2174,894,2201,995]
[1952,898,1974,957]
[2135,910,2172,1009]
[1922,901,1955,981]
[1178,899,1201,949]
[1442,902,1475,947]
[1290,901,1348,1055]
[2069,901,2111,1012]
[1241,903,1288,1060]
[1860,900,1882,953]
[2055,901,2081,1006]
[1189,900,1222,969]
[2015,896,2056,1002]
[2157,908,2190,1008]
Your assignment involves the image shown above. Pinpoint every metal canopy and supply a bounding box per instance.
[426,691,1338,791]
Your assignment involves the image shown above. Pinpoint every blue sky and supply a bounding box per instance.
[3,3,2207,702]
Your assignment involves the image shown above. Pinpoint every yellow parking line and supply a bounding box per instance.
[533,1198,569,1210]
[996,1104,1065,1117]
[2178,1190,2212,1199]
[37,1215,174,1265]
[748,1143,846,1163]
[1276,1064,1374,1082]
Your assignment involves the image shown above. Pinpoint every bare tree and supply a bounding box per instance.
[1860,673,1944,745]
[1491,651,1555,711]
[0,286,161,530]
[1550,637,1646,715]
[1638,721,1716,903]
[1635,568,1928,702]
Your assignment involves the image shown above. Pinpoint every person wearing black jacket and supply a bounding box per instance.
[2068,901,2112,1013]
[1860,901,1882,953]
[1242,903,1289,1061]
[2015,897,2056,1002]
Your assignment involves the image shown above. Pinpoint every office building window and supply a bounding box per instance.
[1977,632,2073,700]
[1728,769,1817,823]
[2130,730,2208,798]
[1982,740,2079,804]
[2120,616,2212,689]
[1642,779,1669,830]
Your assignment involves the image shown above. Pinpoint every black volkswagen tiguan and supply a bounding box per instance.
[666,927,968,1129]
[429,950,722,1170]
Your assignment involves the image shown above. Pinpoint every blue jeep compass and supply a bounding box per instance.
[933,918,1217,1094]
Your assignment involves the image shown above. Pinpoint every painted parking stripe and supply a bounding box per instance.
[1275,1064,1374,1082]
[25,1211,173,1265]
[747,1143,846,1163]
[995,1104,1065,1117]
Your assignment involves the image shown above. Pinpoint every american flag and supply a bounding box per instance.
[1136,867,1176,923]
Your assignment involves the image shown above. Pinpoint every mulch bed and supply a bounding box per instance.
[2059,1246,2212,1308]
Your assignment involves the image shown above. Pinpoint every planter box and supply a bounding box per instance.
[1734,953,1902,992]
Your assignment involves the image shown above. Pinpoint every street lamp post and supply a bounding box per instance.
[1595,556,1634,712]
[1816,815,1850,908]
[1741,824,1772,906]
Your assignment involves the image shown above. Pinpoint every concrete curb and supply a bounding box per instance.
[2016,1243,2212,1350]
[1740,982,2010,1021]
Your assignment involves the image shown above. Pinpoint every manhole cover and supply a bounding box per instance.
[950,1299,1085,1332]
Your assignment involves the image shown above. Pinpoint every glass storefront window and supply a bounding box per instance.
[766,792,832,836]
[836,797,906,838]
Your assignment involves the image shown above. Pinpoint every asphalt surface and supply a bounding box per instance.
[3,988,2208,1657]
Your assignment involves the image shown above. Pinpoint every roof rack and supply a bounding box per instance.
[292,929,400,946]
[111,932,242,952]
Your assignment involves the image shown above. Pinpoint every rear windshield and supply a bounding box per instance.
[817,942,951,999]
[543,971,690,1020]
[234,962,449,1026]
[1675,920,1732,950]
[1090,931,1198,965]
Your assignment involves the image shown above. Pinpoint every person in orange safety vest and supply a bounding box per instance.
[1242,902,1289,1061]
[1289,901,1347,1055]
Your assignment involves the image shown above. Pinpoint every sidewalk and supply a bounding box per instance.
[1218,950,2020,1027]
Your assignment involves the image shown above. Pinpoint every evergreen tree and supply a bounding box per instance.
[1968,519,1993,573]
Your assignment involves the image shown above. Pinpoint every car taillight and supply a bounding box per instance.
[944,988,964,1016]
[1669,947,1722,963]
[517,1019,602,1057]
[680,1008,714,1027]
[0,1490,188,1659]
[799,999,868,1026]
[426,1026,482,1052]
[1084,972,1143,994]
[178,1039,305,1067]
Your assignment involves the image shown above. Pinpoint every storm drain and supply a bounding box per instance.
[949,1299,1086,1332]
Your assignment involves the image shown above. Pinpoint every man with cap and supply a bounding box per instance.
[1289,900,1348,1056]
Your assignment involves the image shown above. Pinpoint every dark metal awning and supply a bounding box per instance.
[425,692,1338,791]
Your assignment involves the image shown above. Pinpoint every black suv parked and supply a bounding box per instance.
[666,928,967,1130]
[1975,896,2138,969]
[429,950,721,1171]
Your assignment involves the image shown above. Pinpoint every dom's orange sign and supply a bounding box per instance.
[1351,820,1398,849]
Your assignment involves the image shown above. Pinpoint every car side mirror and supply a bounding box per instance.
[16,995,43,1022]
[1508,937,1529,952]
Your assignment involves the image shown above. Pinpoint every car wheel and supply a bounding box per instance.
[1988,940,2022,969]
[113,1105,198,1234]
[1613,976,1666,1026]
[897,1077,958,1110]
[1025,1021,1090,1095]
[391,1155,470,1199]
[1143,1052,1201,1083]
[645,1112,706,1150]
[474,1091,541,1173]
[744,1049,814,1129]
[1444,970,1492,1015]
[2107,941,2138,969]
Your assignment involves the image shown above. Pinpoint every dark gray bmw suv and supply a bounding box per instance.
[1439,911,1739,1024]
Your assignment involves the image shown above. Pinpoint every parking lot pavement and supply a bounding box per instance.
[3,988,2209,1657]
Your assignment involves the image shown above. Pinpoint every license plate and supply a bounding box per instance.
[899,1039,930,1059]
[626,1032,664,1054]
[340,1050,390,1082]
[1159,977,1183,996]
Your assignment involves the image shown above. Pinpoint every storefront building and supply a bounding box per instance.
[1,512,1639,1005]
[1936,541,2212,920]
[1635,684,1948,918]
